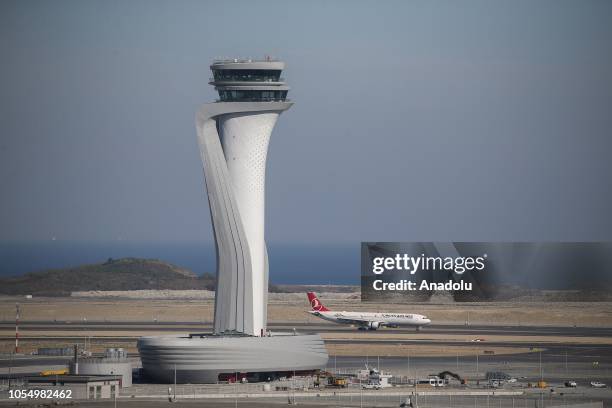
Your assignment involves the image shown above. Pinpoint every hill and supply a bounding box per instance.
[0,258,215,296]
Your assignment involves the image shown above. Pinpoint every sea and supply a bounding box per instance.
[0,241,359,285]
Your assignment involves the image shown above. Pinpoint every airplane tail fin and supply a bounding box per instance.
[307,292,330,312]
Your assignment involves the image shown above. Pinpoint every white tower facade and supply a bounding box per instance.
[195,59,291,336]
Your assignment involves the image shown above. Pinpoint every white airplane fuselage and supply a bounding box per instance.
[308,310,431,330]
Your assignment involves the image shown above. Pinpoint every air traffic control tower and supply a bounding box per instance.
[199,58,291,337]
[138,59,328,383]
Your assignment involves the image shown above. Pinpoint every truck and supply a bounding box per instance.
[564,380,577,387]
[39,368,69,376]
[327,376,348,388]
[417,376,446,387]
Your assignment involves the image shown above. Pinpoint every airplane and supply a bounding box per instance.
[306,292,431,331]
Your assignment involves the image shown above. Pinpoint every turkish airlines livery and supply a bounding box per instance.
[307,292,431,331]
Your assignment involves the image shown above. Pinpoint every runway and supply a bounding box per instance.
[1,322,611,353]
[1,320,611,337]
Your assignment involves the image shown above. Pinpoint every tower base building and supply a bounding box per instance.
[138,333,328,383]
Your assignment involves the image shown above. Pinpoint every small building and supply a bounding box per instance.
[25,375,121,400]
[37,347,73,356]
[486,371,515,387]
[360,367,393,388]
[70,348,132,387]
[417,376,446,387]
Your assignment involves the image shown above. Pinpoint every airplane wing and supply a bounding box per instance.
[333,314,381,327]
[336,317,370,325]
[308,311,372,325]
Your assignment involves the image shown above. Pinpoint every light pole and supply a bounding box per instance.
[15,303,20,354]
[359,376,363,408]
[539,351,544,408]
[407,354,410,384]
[539,351,543,381]
[8,352,13,391]
[415,372,418,406]
[293,370,296,405]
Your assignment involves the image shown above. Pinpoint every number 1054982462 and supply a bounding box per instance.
[9,389,72,399]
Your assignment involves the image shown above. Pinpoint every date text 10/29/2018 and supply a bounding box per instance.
[9,389,72,399]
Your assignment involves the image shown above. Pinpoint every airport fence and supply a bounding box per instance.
[119,382,604,408]
[282,392,603,407]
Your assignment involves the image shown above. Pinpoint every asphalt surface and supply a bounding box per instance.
[1,320,612,336]
[1,321,611,392]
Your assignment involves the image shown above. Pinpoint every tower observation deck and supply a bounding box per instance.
[210,58,289,102]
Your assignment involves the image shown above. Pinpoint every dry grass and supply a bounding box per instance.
[1,296,611,326]
[320,331,612,345]
[1,295,611,358]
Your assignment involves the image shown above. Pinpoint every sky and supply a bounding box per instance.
[1,0,612,246]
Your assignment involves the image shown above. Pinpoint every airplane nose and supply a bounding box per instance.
[423,318,431,324]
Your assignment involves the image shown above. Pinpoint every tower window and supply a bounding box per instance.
[213,69,281,82]
[218,90,288,102]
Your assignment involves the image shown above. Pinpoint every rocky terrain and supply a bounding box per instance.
[0,258,215,296]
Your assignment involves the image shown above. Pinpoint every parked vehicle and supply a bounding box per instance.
[39,369,69,376]
[327,376,348,388]
[564,381,577,387]
[417,376,446,387]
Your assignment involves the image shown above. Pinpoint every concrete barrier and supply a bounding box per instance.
[549,403,603,408]
[119,389,525,399]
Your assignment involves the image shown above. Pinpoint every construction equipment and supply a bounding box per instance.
[438,371,466,385]
[39,368,69,376]
[327,376,348,388]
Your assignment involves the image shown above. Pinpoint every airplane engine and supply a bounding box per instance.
[368,322,380,330]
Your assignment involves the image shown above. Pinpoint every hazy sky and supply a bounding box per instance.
[1,0,611,245]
